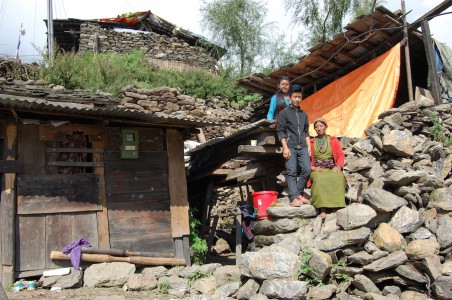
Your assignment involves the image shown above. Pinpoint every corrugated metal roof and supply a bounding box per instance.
[237,6,425,99]
[0,93,222,127]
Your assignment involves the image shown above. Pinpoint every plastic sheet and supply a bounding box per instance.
[300,44,401,138]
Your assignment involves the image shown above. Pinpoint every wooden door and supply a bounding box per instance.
[15,124,104,275]
[104,127,175,255]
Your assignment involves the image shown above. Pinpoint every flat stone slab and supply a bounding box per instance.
[363,251,408,272]
[313,227,371,251]
[363,188,407,212]
[267,205,317,218]
[254,218,299,235]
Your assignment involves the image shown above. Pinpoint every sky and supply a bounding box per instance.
[0,0,451,63]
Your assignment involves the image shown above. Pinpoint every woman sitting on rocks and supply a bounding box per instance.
[309,118,346,218]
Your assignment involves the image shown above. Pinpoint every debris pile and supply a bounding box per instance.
[244,98,452,299]
[120,85,255,139]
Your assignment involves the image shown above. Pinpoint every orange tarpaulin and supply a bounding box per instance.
[300,43,401,138]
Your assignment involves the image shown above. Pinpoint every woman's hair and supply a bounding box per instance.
[275,76,290,112]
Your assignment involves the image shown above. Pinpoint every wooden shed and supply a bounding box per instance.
[0,89,213,285]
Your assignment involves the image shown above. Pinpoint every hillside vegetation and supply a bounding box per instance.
[3,51,260,105]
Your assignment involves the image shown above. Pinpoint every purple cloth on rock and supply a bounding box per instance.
[62,238,91,270]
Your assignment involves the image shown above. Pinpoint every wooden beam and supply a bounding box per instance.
[1,120,16,288]
[238,145,282,156]
[212,169,231,176]
[235,207,242,266]
[188,127,276,180]
[421,20,442,105]
[167,129,190,238]
[201,179,214,229]
[410,0,452,30]
[402,0,414,102]
[50,251,185,266]
[93,138,110,249]
[226,160,282,182]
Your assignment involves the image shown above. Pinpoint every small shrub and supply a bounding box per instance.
[430,113,452,147]
[189,270,210,283]
[189,208,208,264]
[158,280,170,294]
[298,246,313,277]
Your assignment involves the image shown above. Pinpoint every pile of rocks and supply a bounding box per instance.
[242,99,451,299]
[0,78,118,107]
[79,23,218,70]
[120,85,254,139]
[38,263,243,299]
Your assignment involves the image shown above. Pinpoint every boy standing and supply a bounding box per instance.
[277,84,311,206]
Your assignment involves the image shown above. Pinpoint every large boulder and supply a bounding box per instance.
[373,223,407,252]
[352,274,381,294]
[313,227,371,251]
[436,215,452,248]
[266,205,317,218]
[336,203,377,230]
[253,218,299,235]
[40,268,83,289]
[382,130,415,157]
[84,262,135,288]
[236,278,260,300]
[363,251,408,272]
[126,274,158,291]
[394,264,428,284]
[362,188,407,212]
[432,276,452,300]
[405,239,440,260]
[388,206,423,234]
[384,170,426,187]
[241,246,301,280]
[259,279,308,300]
[306,248,332,280]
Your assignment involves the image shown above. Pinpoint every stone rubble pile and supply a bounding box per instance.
[0,78,117,107]
[120,85,255,139]
[244,98,451,299]
[79,23,219,70]
[38,263,243,299]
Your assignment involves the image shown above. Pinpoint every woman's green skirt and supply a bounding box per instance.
[310,169,346,208]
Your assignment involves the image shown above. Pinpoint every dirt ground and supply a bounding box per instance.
[5,254,237,300]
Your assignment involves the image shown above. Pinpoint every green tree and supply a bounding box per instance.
[260,32,306,73]
[200,0,273,75]
[284,0,383,47]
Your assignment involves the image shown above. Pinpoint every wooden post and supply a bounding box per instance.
[93,33,99,54]
[1,121,17,288]
[0,282,7,299]
[401,0,414,102]
[93,137,110,249]
[167,128,191,266]
[421,20,442,105]
[196,128,207,144]
[201,179,214,230]
[235,207,242,266]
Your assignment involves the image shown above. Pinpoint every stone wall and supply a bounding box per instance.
[78,23,218,70]
[237,98,452,299]
[120,85,256,140]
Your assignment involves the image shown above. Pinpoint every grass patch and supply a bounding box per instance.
[157,280,170,294]
[32,51,260,104]
[430,113,452,147]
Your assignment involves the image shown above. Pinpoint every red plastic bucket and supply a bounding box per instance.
[252,191,278,220]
